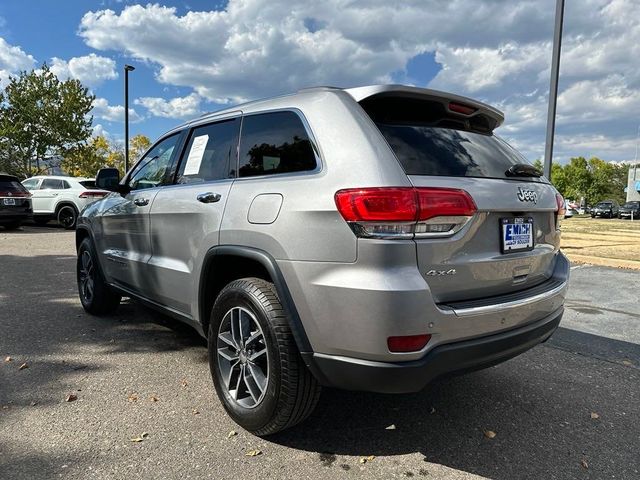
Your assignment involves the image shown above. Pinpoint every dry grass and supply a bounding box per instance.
[560,216,640,269]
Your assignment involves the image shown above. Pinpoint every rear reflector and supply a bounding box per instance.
[388,334,431,353]
[335,187,476,239]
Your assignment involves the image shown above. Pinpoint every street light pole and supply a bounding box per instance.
[543,0,565,181]
[124,64,135,173]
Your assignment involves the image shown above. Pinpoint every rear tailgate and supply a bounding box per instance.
[0,175,32,217]
[349,85,562,303]
[409,175,559,303]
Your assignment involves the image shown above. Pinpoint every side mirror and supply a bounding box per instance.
[96,168,121,192]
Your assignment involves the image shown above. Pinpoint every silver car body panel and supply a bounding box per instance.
[79,84,568,366]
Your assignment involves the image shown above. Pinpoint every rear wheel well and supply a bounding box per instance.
[201,254,272,335]
[55,202,78,215]
[75,227,90,250]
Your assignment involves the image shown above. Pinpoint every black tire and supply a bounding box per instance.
[208,278,321,436]
[57,204,78,230]
[77,238,121,315]
[2,221,21,230]
[33,216,50,226]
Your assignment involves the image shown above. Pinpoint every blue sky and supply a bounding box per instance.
[0,1,638,163]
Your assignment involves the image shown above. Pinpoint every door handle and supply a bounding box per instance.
[197,192,221,203]
[133,198,149,207]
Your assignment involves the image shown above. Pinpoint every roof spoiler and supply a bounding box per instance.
[345,84,504,132]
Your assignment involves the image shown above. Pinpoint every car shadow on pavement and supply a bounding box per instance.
[269,330,639,479]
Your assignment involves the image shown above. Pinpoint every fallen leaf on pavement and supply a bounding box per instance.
[131,432,149,443]
[622,360,633,366]
[359,455,375,464]
[385,424,396,430]
[149,396,159,402]
[228,430,237,438]
[4,356,12,362]
[245,449,262,457]
[65,393,77,402]
[590,412,600,419]
[581,459,589,469]
[30,401,38,407]
[484,430,497,439]
[181,379,188,387]
[192,409,200,415]
[128,393,138,403]
[18,363,28,370]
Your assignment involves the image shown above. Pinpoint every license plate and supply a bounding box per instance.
[3,198,15,206]
[500,217,534,253]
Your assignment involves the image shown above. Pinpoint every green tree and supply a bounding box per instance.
[130,134,151,163]
[0,64,95,178]
[61,136,112,178]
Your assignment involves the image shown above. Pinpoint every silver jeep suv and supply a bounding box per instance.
[76,85,569,435]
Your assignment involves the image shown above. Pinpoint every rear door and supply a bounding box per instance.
[146,116,241,314]
[33,178,64,213]
[357,90,561,303]
[97,132,183,296]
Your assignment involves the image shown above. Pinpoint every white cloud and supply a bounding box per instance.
[134,93,201,119]
[0,37,36,85]
[91,97,141,123]
[50,53,117,87]
[77,0,640,162]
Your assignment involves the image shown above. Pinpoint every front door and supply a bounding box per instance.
[97,133,183,297]
[146,117,241,315]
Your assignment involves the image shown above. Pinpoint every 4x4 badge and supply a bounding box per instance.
[517,187,537,204]
[426,269,456,276]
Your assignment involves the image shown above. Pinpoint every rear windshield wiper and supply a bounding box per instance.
[505,163,542,178]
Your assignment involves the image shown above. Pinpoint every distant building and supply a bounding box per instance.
[627,165,640,202]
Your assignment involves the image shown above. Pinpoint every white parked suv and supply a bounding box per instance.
[21,175,108,229]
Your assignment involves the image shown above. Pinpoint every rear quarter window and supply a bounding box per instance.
[238,111,316,178]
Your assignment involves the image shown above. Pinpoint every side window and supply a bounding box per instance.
[176,118,240,184]
[22,179,38,190]
[41,179,64,190]
[238,111,316,178]
[128,134,181,191]
[62,180,71,189]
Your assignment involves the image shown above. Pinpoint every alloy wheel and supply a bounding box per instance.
[79,250,95,303]
[216,306,269,408]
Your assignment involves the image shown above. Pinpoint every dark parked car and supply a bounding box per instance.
[0,174,32,229]
[591,200,619,218]
[618,201,640,219]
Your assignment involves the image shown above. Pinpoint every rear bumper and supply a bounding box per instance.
[0,212,31,223]
[304,308,562,393]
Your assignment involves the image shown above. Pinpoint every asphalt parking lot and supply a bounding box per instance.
[1,225,639,480]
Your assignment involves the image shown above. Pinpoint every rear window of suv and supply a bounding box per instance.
[0,177,30,195]
[375,124,532,179]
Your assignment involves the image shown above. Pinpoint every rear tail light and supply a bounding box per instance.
[555,192,566,221]
[388,334,431,353]
[79,191,108,198]
[335,187,476,239]
[0,190,31,197]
